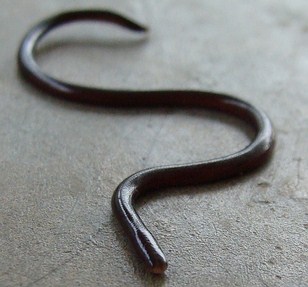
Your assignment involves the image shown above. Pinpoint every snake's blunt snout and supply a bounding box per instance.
[150,261,168,274]
[18,10,275,274]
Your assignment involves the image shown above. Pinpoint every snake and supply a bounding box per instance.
[18,10,275,274]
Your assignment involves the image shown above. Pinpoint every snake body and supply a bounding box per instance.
[18,10,275,274]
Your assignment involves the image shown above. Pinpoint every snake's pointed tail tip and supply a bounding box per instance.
[135,25,149,33]
[127,20,148,33]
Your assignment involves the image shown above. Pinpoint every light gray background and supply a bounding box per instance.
[0,1,307,286]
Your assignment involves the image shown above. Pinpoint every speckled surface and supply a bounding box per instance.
[0,1,307,286]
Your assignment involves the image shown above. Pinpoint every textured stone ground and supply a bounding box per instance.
[0,1,307,286]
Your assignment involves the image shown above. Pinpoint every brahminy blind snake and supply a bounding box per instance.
[18,10,275,274]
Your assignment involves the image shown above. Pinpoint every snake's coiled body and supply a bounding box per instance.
[18,10,275,274]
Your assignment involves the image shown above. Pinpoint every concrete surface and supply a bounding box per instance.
[0,0,307,286]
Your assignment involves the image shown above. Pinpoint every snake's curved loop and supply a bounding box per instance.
[18,10,275,274]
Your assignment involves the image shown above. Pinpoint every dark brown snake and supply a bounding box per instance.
[18,10,275,274]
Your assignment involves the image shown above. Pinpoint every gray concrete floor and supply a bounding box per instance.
[1,1,307,286]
